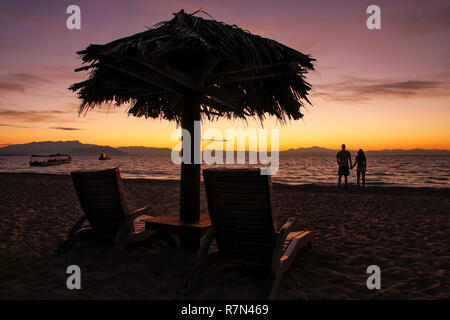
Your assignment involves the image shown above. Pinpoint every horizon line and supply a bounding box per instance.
[0,140,449,152]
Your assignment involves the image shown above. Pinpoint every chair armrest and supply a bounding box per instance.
[128,205,153,221]
[270,217,296,274]
[278,217,295,238]
[68,214,87,238]
[115,205,152,243]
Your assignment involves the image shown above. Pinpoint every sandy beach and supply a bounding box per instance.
[0,172,448,299]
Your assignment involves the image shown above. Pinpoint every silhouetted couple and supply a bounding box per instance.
[336,144,366,189]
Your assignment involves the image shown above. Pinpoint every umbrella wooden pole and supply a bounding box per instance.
[180,93,201,250]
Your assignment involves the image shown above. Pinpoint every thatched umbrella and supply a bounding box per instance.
[70,9,315,249]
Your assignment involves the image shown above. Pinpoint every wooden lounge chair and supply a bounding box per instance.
[184,168,312,299]
[56,168,156,257]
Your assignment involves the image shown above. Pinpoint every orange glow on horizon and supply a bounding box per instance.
[1,94,449,151]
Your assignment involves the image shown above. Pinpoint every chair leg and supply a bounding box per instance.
[54,228,93,254]
[182,227,215,295]
[266,232,312,299]
[183,260,207,295]
[267,270,284,300]
[282,233,312,271]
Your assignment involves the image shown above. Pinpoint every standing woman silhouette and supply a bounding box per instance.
[352,149,367,187]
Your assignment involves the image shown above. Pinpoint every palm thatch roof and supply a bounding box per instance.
[70,9,315,123]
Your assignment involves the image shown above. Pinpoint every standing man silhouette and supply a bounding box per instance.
[336,144,352,189]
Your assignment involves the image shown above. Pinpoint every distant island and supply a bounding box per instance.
[0,140,449,156]
[0,140,171,156]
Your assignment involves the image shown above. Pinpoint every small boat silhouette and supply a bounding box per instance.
[30,154,72,167]
[98,153,111,160]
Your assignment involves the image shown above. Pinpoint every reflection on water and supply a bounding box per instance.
[0,155,448,188]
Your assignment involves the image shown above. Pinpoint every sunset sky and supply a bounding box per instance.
[0,0,449,151]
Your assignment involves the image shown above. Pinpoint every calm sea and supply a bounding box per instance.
[0,155,449,188]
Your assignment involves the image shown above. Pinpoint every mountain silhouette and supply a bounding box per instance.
[0,141,448,156]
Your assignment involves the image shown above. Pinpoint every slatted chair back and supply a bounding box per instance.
[203,169,277,266]
[71,168,130,237]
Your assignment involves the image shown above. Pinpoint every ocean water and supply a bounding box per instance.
[0,155,449,188]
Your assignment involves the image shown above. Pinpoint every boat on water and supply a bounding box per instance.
[29,154,72,167]
[98,153,111,160]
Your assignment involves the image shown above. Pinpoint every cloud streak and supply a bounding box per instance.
[0,123,30,128]
[315,76,450,103]
[0,73,53,93]
[0,123,83,131]
[49,127,83,131]
[0,109,73,123]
